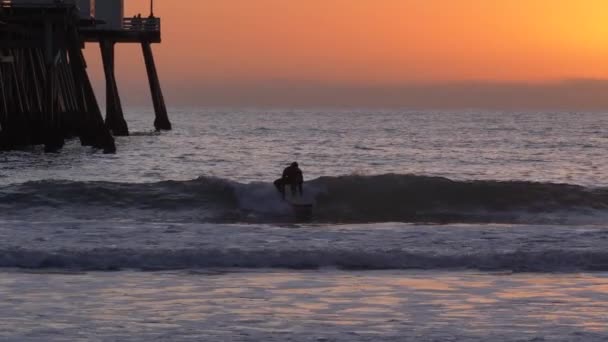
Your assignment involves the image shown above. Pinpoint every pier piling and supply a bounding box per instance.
[0,0,170,153]
[100,39,128,136]
[142,41,171,131]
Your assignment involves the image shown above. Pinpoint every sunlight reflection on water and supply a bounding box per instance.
[0,270,607,341]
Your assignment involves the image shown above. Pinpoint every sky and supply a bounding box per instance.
[85,0,608,109]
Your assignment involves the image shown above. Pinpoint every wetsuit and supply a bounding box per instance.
[274,165,303,198]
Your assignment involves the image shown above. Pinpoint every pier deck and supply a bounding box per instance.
[80,17,161,43]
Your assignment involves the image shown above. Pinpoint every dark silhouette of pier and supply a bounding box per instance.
[0,0,171,153]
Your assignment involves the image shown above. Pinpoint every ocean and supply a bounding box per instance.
[1,108,608,341]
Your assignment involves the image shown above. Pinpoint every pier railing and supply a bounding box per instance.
[0,1,161,33]
[0,0,74,8]
[122,17,160,32]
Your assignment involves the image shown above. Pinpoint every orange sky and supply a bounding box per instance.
[85,0,608,107]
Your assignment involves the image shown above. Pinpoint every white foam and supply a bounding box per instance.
[2,220,608,271]
[233,182,292,214]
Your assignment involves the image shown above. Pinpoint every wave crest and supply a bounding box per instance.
[1,174,607,224]
[312,174,608,223]
[2,247,608,272]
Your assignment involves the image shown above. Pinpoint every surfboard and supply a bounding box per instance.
[284,191,312,205]
[284,192,313,220]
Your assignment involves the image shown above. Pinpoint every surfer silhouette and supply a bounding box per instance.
[274,162,304,199]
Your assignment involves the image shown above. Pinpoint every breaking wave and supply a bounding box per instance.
[2,247,608,272]
[1,174,608,224]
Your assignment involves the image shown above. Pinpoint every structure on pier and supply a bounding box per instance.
[0,0,171,153]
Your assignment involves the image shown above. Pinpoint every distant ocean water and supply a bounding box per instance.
[1,108,608,340]
[2,108,608,186]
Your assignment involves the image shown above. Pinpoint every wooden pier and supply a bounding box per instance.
[0,0,171,153]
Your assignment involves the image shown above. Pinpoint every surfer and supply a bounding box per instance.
[274,162,304,199]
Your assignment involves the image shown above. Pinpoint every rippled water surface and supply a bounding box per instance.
[2,108,608,341]
[1,270,608,341]
[1,108,607,186]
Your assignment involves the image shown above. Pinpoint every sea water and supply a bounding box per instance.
[1,108,608,341]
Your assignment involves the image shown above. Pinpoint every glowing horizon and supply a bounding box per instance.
[85,0,608,107]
